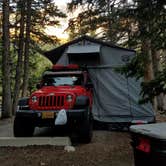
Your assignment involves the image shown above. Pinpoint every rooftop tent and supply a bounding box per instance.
[44,36,155,123]
[67,42,100,65]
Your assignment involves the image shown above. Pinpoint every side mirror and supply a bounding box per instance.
[36,83,41,89]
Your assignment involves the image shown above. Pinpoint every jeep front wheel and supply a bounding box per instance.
[79,115,93,143]
[14,118,34,137]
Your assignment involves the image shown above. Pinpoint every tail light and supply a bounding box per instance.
[136,137,151,153]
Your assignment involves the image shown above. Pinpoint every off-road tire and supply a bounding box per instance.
[79,112,93,143]
[14,117,35,137]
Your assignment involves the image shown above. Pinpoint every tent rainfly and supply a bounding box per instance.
[44,36,155,123]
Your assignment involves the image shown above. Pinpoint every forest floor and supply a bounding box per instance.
[0,131,133,166]
[0,113,165,166]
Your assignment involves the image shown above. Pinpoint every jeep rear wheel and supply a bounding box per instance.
[14,118,34,137]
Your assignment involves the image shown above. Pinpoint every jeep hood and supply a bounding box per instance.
[31,86,87,96]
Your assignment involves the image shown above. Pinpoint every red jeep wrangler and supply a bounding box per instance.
[14,64,93,143]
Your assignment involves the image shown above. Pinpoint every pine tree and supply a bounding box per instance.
[22,0,32,97]
[12,0,26,114]
[11,0,66,114]
[1,0,12,118]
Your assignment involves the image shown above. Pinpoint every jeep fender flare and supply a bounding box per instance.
[75,96,90,107]
[18,97,29,106]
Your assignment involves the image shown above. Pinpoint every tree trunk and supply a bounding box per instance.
[142,39,157,111]
[12,2,25,114]
[163,95,166,113]
[2,0,12,118]
[152,49,162,77]
[22,0,32,97]
[152,49,166,112]
[142,39,154,82]
[152,49,162,110]
[161,50,166,112]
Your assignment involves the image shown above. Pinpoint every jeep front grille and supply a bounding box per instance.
[38,95,64,108]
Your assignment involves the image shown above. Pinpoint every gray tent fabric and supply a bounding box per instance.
[67,44,101,54]
[44,36,155,123]
[100,46,134,66]
[88,67,154,122]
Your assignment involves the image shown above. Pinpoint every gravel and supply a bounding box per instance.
[0,130,134,166]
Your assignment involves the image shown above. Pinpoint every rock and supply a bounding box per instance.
[40,162,46,166]
[64,146,75,152]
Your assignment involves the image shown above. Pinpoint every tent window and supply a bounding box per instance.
[68,53,100,66]
[67,44,101,66]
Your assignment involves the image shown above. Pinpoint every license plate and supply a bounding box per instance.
[42,112,54,119]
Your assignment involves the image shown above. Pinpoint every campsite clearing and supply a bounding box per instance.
[0,117,134,166]
[0,131,134,166]
[0,114,165,166]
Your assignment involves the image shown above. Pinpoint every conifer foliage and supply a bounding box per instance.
[1,0,66,117]
[67,0,166,110]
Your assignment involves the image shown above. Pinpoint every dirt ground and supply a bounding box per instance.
[0,131,134,166]
[0,113,165,166]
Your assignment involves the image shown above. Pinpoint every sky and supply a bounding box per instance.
[45,0,72,40]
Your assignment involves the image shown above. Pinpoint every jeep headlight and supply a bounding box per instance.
[66,95,73,102]
[32,96,37,103]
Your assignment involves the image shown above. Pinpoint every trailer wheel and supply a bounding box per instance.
[14,117,34,137]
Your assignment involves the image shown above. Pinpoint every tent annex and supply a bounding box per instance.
[44,36,155,123]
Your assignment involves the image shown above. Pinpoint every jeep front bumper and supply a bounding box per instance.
[15,109,89,127]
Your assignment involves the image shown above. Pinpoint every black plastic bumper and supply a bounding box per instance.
[15,109,89,127]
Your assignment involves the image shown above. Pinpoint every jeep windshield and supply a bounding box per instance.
[42,75,83,86]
